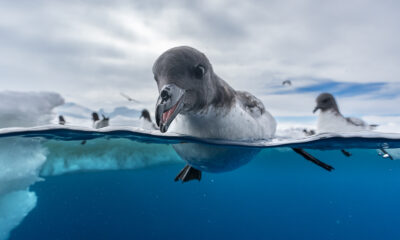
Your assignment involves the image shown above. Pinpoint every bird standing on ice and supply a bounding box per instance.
[153,46,332,182]
[92,112,109,129]
[58,115,66,125]
[139,109,158,130]
[313,93,376,133]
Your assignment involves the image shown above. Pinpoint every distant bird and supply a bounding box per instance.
[302,129,316,136]
[313,93,377,133]
[282,79,292,86]
[313,92,382,158]
[120,92,141,103]
[81,112,110,145]
[139,109,158,130]
[58,115,66,125]
[92,112,109,129]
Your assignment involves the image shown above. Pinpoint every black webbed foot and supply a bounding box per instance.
[341,149,352,157]
[292,148,334,171]
[174,165,202,182]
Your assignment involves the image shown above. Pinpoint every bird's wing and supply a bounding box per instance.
[120,92,141,103]
[236,91,266,118]
[346,117,367,127]
[282,80,292,86]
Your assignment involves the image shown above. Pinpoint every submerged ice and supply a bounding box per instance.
[0,91,64,240]
[0,134,183,240]
[0,138,45,240]
[40,139,181,176]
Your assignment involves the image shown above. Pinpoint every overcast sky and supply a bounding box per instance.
[1,0,400,122]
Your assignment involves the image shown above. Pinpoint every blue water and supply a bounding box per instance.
[9,148,400,240]
[2,128,400,239]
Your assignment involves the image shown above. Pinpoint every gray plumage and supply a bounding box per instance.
[282,80,292,86]
[58,115,66,125]
[153,46,266,117]
[314,92,377,129]
[92,112,109,129]
[314,93,340,114]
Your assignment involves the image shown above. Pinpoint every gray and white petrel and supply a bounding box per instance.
[140,109,158,130]
[92,112,109,129]
[313,93,377,133]
[153,46,332,182]
[313,92,379,158]
[58,115,66,125]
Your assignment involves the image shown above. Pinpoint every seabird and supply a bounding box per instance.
[313,93,377,133]
[140,109,158,130]
[153,46,332,182]
[58,115,66,125]
[313,92,380,158]
[282,79,292,86]
[80,112,110,145]
[92,112,109,129]
[303,128,316,136]
[120,92,140,103]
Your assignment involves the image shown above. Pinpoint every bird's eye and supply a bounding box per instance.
[322,99,329,103]
[193,64,206,79]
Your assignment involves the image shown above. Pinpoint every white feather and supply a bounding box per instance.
[317,110,368,133]
[168,102,276,140]
[140,119,157,130]
[93,119,109,129]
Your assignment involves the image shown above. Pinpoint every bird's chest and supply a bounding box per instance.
[93,120,108,129]
[168,105,266,140]
[317,111,364,133]
[140,119,156,130]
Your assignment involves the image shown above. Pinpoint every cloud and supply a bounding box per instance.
[266,78,389,96]
[0,91,64,128]
[0,0,399,121]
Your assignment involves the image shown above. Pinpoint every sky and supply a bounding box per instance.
[0,0,400,128]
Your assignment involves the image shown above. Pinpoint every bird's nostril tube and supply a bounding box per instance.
[160,89,170,101]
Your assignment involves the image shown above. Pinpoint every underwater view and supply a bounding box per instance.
[2,0,400,239]
[1,127,400,240]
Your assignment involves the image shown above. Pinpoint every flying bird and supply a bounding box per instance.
[120,92,141,103]
[282,79,292,86]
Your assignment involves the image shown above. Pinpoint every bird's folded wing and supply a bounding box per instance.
[346,117,367,127]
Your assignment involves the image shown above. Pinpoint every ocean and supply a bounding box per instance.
[1,127,400,240]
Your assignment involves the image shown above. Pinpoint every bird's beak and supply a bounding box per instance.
[155,84,185,133]
[313,105,320,114]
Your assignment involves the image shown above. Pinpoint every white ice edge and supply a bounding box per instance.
[1,125,400,148]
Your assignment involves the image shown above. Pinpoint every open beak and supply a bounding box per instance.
[155,84,185,133]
